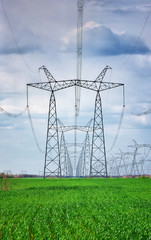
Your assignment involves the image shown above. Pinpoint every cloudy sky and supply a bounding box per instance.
[0,0,151,175]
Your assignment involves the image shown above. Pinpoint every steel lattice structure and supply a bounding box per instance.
[27,65,124,178]
[58,119,73,177]
[107,140,151,177]
[28,66,123,93]
[128,140,151,175]
[90,91,107,177]
[60,131,73,177]
[76,120,91,177]
[44,91,61,178]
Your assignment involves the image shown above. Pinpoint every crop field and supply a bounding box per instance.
[0,178,151,240]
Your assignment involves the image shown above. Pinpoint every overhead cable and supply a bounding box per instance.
[0,106,27,117]
[108,106,125,152]
[0,104,44,153]
[119,6,151,69]
[107,85,125,152]
[107,105,151,152]
[127,108,151,116]
[1,0,35,74]
[27,106,44,154]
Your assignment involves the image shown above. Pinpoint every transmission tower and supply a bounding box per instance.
[81,132,90,176]
[107,155,120,177]
[116,150,137,176]
[128,140,151,175]
[115,150,126,176]
[27,64,124,178]
[76,119,92,177]
[58,119,73,177]
[27,0,125,178]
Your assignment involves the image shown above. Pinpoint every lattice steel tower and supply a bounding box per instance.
[27,0,125,178]
[27,65,124,178]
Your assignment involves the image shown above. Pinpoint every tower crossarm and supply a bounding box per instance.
[128,139,151,149]
[57,118,93,132]
[27,80,123,93]
[138,144,151,148]
[67,143,83,148]
[27,82,52,91]
[53,125,93,132]
[55,118,94,133]
[27,80,75,92]
[79,81,124,92]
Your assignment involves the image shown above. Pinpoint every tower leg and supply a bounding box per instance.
[90,91,108,177]
[81,132,90,177]
[44,91,61,178]
[84,132,90,177]
[60,131,67,177]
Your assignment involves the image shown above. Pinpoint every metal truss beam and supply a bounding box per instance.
[27,65,123,94]
[57,125,93,133]
[27,79,123,93]
[57,119,93,132]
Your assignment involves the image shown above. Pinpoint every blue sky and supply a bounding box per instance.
[0,0,151,175]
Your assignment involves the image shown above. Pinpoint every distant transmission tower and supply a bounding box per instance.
[128,140,151,175]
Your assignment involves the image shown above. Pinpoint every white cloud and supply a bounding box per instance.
[83,21,101,30]
[61,21,101,47]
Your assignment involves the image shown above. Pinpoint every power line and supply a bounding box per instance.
[27,106,44,154]
[119,6,151,69]
[108,106,125,152]
[127,108,151,116]
[0,106,27,117]
[0,104,44,153]
[107,105,151,152]
[107,85,125,152]
[0,0,35,74]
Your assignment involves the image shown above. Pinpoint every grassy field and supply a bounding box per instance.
[0,178,151,239]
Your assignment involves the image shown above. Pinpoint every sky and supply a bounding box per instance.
[0,0,151,175]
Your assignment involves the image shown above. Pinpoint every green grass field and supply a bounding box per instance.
[0,178,151,239]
